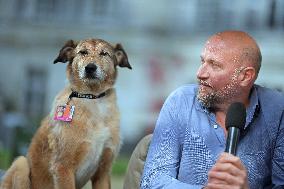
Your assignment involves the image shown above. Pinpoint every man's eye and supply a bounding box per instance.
[212,62,220,67]
[212,63,222,69]
[78,50,88,55]
[99,50,109,56]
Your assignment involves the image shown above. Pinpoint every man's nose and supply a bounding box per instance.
[196,64,209,80]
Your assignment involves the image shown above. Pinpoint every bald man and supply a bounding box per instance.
[141,31,284,189]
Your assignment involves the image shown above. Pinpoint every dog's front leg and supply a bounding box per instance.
[52,163,76,189]
[91,148,113,189]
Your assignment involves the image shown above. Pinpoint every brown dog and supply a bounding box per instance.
[0,38,132,189]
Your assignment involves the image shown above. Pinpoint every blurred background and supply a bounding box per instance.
[0,0,283,188]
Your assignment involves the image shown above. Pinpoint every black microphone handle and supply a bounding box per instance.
[225,127,240,156]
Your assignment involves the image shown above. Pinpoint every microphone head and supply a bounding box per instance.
[225,102,246,130]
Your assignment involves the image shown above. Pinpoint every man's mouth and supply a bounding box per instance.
[199,80,212,88]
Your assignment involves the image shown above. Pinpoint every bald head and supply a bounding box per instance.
[207,30,262,77]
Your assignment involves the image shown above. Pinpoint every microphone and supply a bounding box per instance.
[224,102,246,155]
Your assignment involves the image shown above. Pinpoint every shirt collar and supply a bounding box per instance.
[245,85,259,129]
[194,85,260,130]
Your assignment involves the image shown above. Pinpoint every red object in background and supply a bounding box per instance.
[149,56,164,85]
[150,98,165,113]
[145,98,165,134]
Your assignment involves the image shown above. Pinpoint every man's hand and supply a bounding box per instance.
[204,152,249,189]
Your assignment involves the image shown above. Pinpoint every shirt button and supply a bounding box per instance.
[213,124,218,129]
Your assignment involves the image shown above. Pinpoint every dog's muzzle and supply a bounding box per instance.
[85,63,97,78]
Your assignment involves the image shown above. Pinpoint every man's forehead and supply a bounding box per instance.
[202,40,226,56]
[203,36,243,56]
[201,42,242,64]
[204,35,228,49]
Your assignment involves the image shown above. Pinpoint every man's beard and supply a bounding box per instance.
[197,70,241,110]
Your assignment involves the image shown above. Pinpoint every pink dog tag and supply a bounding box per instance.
[54,105,75,122]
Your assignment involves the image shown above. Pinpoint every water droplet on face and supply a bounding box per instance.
[197,68,242,109]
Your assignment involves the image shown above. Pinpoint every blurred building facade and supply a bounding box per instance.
[0,0,284,154]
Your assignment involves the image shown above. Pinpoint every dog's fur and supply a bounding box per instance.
[0,38,131,189]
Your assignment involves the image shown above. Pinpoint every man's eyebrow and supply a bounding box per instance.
[200,56,222,65]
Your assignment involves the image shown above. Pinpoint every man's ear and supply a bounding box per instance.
[114,43,132,69]
[53,40,77,64]
[239,67,256,87]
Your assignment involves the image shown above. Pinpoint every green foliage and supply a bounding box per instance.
[111,156,130,176]
[0,148,11,169]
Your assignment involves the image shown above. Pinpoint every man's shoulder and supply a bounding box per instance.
[165,84,198,108]
[255,85,284,128]
[170,84,198,98]
[256,85,284,107]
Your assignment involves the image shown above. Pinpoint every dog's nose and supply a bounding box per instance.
[85,63,97,74]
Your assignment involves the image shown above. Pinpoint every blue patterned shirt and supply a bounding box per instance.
[141,84,284,189]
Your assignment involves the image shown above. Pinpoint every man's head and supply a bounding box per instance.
[196,30,262,109]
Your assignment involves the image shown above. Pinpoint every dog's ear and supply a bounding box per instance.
[114,43,132,69]
[53,40,77,64]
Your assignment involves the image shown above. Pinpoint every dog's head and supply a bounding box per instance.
[53,39,132,93]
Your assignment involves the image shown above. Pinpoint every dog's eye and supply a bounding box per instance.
[99,50,109,57]
[78,50,88,56]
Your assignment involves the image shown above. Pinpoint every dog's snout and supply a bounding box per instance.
[85,63,97,74]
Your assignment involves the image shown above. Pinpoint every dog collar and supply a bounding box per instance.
[68,91,106,100]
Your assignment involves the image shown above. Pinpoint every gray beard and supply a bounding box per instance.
[197,90,219,109]
[197,75,240,110]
